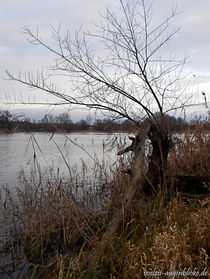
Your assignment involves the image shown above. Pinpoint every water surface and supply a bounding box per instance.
[0,132,122,189]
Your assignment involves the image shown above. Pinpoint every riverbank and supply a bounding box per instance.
[0,125,209,278]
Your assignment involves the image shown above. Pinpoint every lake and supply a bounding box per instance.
[0,132,125,190]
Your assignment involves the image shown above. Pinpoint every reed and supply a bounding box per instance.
[168,124,210,177]
[0,124,209,278]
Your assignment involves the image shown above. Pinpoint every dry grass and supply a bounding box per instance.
[123,198,209,279]
[0,156,128,278]
[0,125,209,278]
[168,124,210,177]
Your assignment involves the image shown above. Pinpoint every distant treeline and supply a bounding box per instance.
[0,110,209,133]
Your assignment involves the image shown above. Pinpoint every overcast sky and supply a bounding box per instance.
[0,0,209,121]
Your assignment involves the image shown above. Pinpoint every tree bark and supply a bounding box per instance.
[147,124,170,192]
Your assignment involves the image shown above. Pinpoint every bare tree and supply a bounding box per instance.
[6,1,205,272]
[6,0,190,187]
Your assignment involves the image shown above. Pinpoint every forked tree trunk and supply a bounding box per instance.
[86,119,171,276]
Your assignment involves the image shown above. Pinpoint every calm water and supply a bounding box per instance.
[0,132,123,189]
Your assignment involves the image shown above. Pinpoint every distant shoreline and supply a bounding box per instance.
[0,129,130,134]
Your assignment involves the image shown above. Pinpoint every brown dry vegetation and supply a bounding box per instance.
[0,124,209,279]
[168,125,210,177]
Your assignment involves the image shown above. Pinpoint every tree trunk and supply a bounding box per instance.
[147,124,170,192]
[86,119,171,275]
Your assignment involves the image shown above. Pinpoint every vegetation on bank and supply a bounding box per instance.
[0,109,209,133]
[0,124,209,278]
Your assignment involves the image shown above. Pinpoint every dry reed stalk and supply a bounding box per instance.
[168,124,210,177]
[0,126,209,278]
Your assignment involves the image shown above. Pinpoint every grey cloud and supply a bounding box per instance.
[0,0,209,118]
